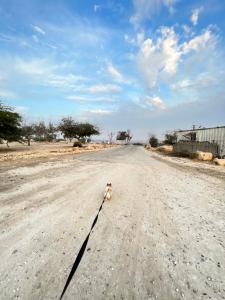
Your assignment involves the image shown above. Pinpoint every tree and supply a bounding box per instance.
[107,132,115,144]
[58,117,76,142]
[21,124,34,146]
[164,133,177,145]
[75,123,99,142]
[46,122,57,141]
[33,121,47,141]
[116,130,132,143]
[126,129,133,143]
[149,135,158,147]
[116,131,127,141]
[58,117,100,143]
[0,102,22,146]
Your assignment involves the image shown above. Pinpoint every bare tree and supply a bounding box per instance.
[107,132,115,144]
[126,129,133,143]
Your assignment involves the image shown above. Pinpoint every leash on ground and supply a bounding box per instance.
[59,197,106,299]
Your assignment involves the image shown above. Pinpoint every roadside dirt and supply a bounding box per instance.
[0,142,115,163]
[149,151,225,181]
[0,146,225,300]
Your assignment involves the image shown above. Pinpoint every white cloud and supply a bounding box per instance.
[182,30,213,53]
[87,84,121,94]
[146,96,166,110]
[124,34,136,45]
[94,5,101,12]
[107,63,124,82]
[130,0,177,26]
[171,79,192,90]
[13,58,86,90]
[47,74,86,89]
[137,27,181,89]
[67,95,90,101]
[182,25,191,35]
[67,95,114,103]
[190,8,202,26]
[32,25,46,35]
[137,26,216,91]
[15,58,57,76]
[88,109,112,115]
[171,73,217,91]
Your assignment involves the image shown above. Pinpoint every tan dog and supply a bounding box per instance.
[104,183,112,200]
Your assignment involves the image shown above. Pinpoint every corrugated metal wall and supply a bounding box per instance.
[176,127,225,157]
[196,128,225,156]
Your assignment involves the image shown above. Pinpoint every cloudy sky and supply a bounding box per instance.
[0,0,225,140]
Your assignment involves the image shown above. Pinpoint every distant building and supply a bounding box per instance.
[175,126,225,157]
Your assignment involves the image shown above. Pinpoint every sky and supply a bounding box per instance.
[0,0,225,141]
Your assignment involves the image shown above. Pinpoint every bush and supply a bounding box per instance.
[149,135,158,147]
[73,141,83,147]
[164,133,177,145]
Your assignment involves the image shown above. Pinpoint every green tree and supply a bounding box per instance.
[149,135,158,147]
[0,102,22,146]
[58,117,100,143]
[75,123,99,142]
[58,117,76,142]
[116,131,127,141]
[164,133,177,145]
[116,130,132,143]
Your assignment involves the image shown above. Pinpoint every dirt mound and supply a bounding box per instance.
[156,145,173,153]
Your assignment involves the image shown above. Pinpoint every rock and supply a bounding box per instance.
[214,158,225,166]
[195,151,213,161]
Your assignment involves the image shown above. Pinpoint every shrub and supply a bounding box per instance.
[73,141,83,147]
[149,135,158,147]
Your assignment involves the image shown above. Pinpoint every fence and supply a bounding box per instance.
[173,141,219,156]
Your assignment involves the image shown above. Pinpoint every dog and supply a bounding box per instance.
[104,183,112,200]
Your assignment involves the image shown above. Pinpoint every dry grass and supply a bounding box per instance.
[0,142,116,162]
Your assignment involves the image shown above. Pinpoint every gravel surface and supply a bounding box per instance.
[0,145,225,300]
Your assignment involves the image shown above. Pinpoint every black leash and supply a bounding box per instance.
[60,197,106,299]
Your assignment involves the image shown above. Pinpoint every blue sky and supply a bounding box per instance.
[0,0,225,140]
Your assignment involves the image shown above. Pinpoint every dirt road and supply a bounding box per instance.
[0,146,225,300]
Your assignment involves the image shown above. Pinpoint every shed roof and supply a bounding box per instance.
[175,125,225,133]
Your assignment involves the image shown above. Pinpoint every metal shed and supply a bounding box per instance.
[175,126,225,157]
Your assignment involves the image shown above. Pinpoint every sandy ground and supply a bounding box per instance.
[0,142,114,163]
[0,145,225,300]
